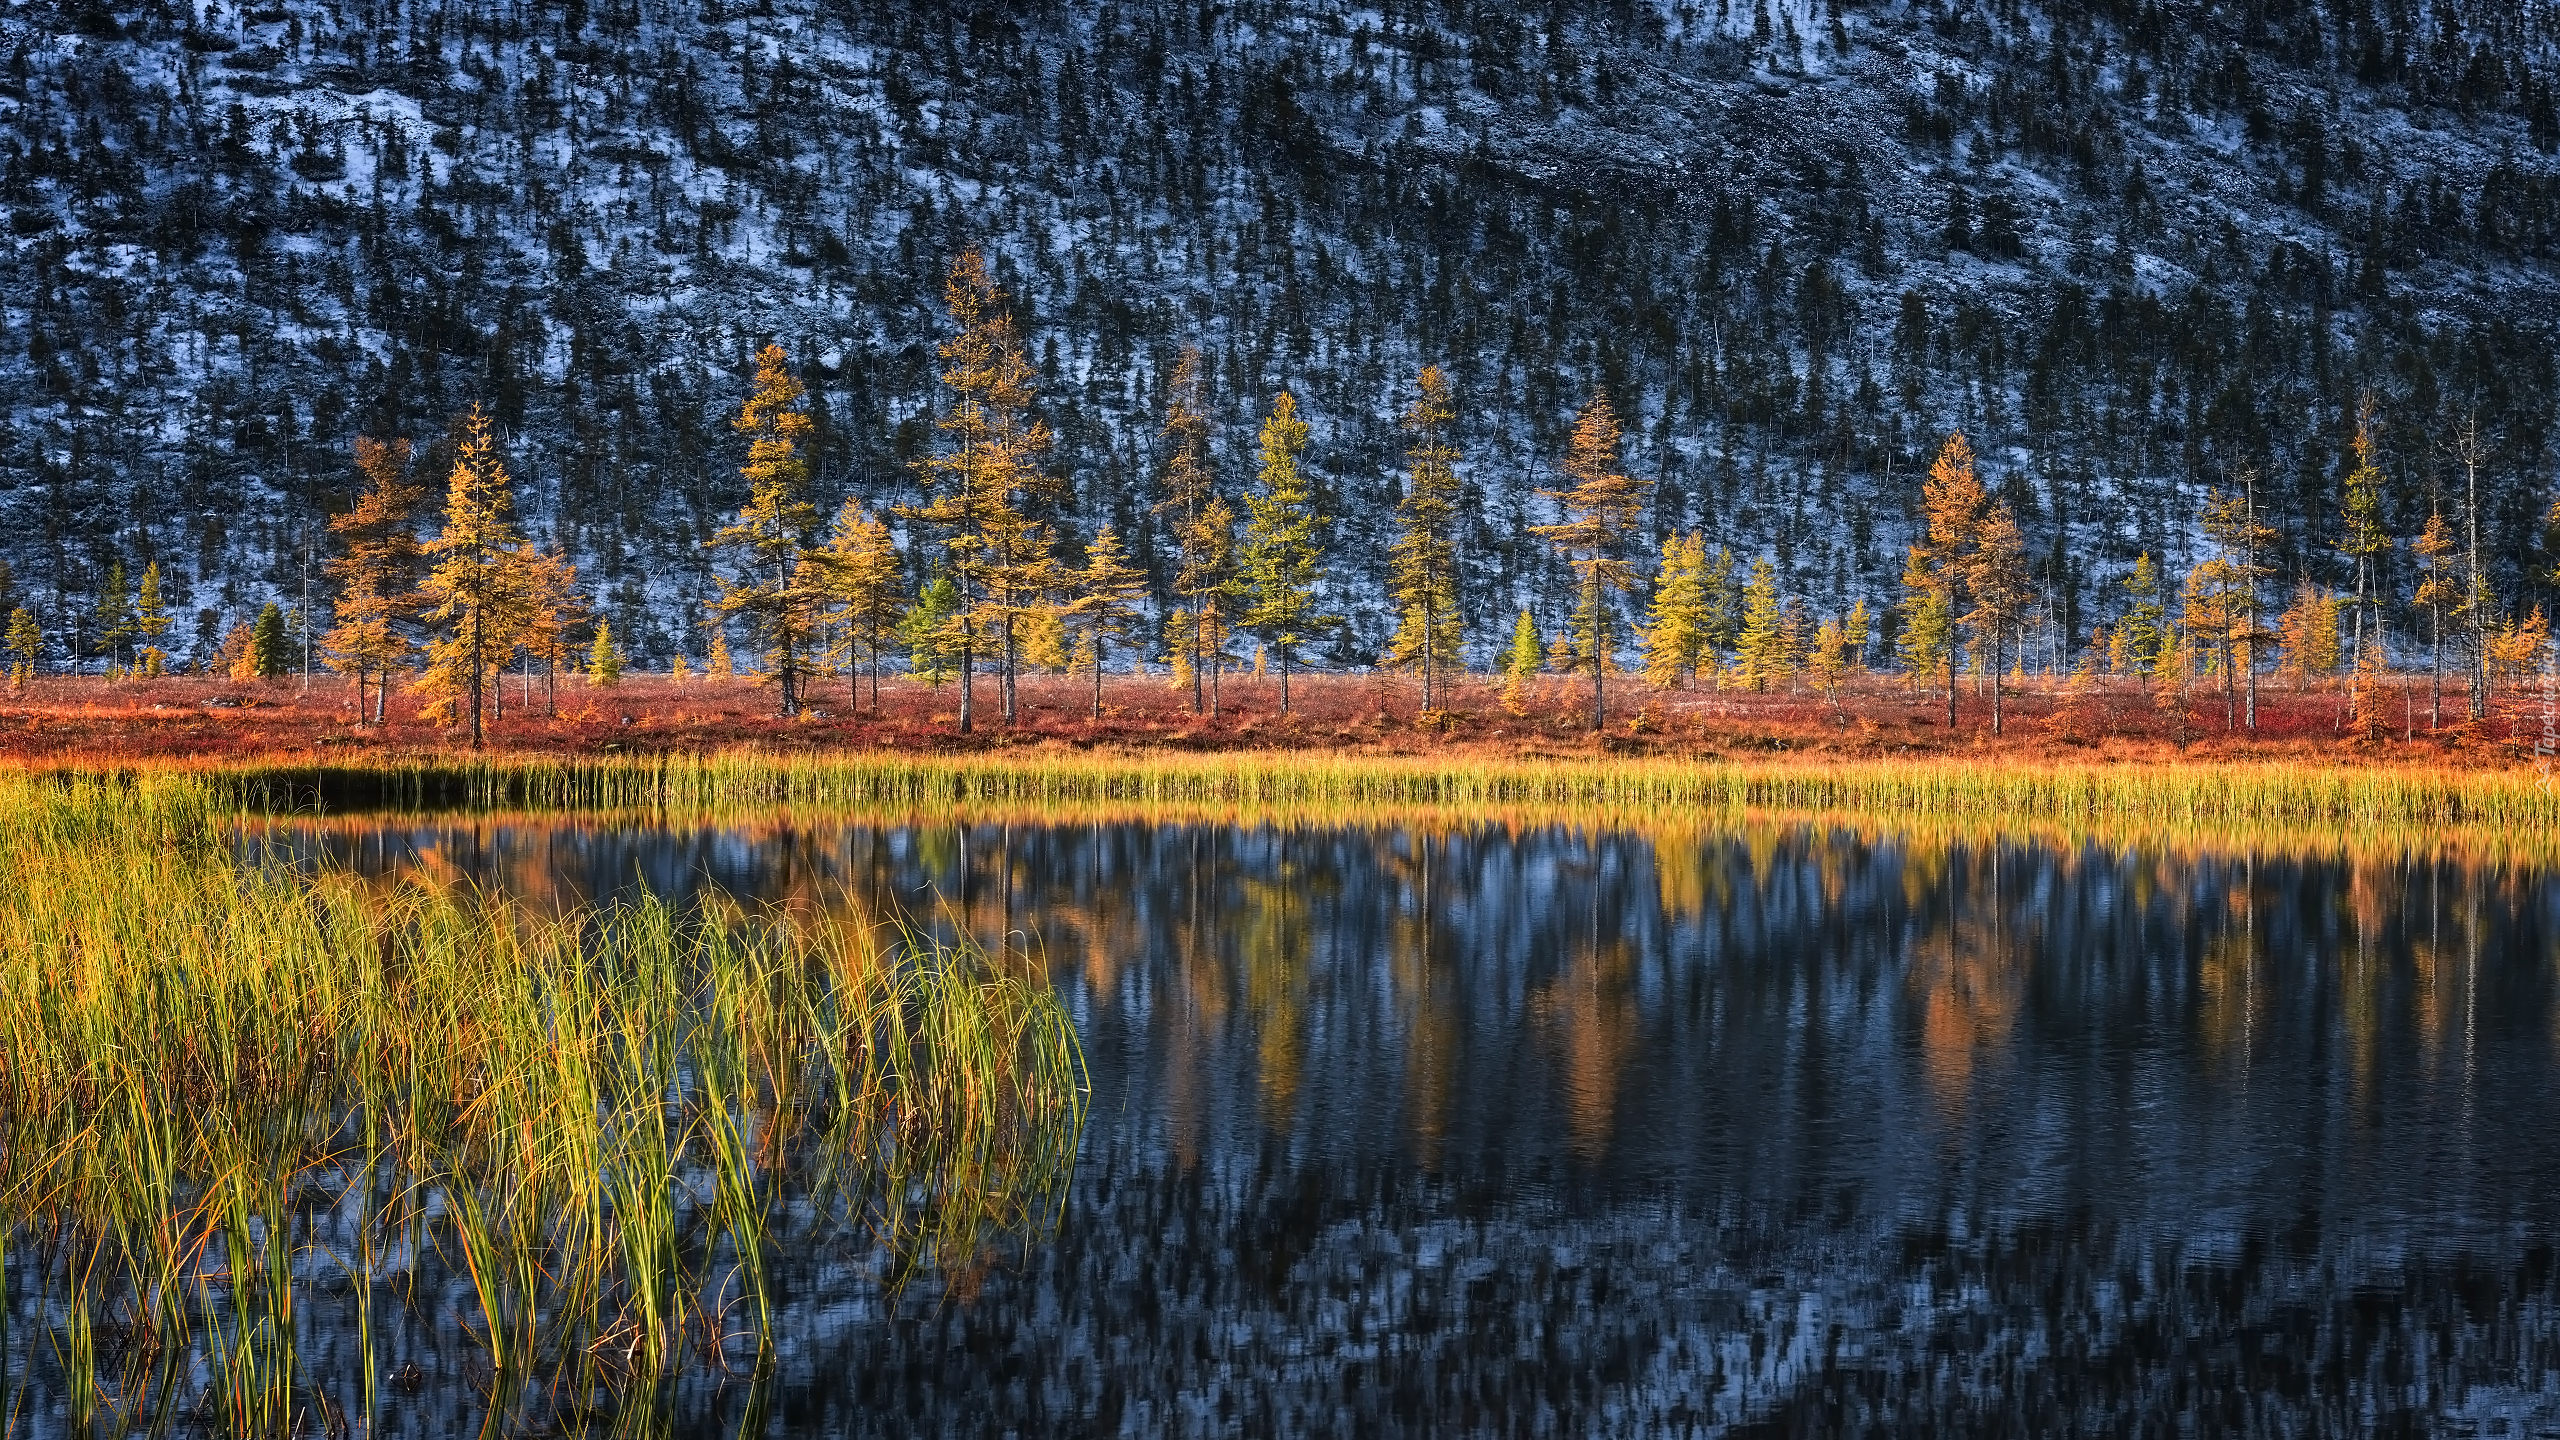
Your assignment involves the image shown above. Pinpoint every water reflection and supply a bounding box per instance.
[239,818,2560,1435]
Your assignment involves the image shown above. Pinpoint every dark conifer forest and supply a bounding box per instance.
[3,0,2559,681]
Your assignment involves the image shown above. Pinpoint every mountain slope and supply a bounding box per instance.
[1,0,2556,667]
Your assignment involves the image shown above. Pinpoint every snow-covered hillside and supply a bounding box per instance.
[1,0,2556,666]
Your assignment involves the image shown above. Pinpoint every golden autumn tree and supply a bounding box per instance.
[514,546,584,717]
[2180,555,2249,730]
[2412,509,2460,728]
[1532,391,1653,729]
[2199,482,2276,730]
[1963,497,2031,734]
[901,250,1052,734]
[709,344,822,716]
[2274,579,2342,688]
[1905,431,1989,727]
[415,406,527,747]
[324,436,425,723]
[811,500,904,711]
[1064,522,1152,720]
[1386,366,1467,712]
[1641,531,1710,689]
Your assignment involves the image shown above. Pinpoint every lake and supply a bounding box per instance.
[188,815,2560,1436]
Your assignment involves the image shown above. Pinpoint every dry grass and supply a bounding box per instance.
[1,669,2552,769]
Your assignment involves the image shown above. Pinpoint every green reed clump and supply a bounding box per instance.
[0,772,1086,1436]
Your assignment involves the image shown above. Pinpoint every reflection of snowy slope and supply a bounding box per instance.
[237,818,2560,1433]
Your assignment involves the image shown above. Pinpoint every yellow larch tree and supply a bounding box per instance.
[415,406,528,747]
[811,500,904,711]
[1906,431,1988,727]
[325,436,425,723]
[1531,390,1652,729]
[708,343,822,716]
[901,249,1052,734]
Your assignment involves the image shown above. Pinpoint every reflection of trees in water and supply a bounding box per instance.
[266,818,2560,1435]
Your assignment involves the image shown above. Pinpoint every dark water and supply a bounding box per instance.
[262,818,2560,1436]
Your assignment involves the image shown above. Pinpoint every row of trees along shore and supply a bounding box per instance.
[9,250,2560,741]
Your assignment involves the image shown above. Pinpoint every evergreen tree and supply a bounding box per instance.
[4,607,39,687]
[1065,523,1152,720]
[96,560,134,673]
[1238,392,1333,714]
[1733,557,1793,691]
[1531,391,1652,728]
[588,617,623,686]
[811,501,903,711]
[324,436,425,723]
[1156,346,1233,716]
[1897,584,1952,697]
[1699,546,1742,667]
[247,602,289,680]
[903,250,1052,733]
[1385,366,1467,712]
[415,406,527,747]
[708,344,822,716]
[2112,553,2167,685]
[2338,397,2392,673]
[707,627,736,681]
[1641,531,1709,689]
[901,573,962,686]
[134,563,173,676]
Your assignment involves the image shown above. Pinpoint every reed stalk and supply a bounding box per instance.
[0,772,1087,1436]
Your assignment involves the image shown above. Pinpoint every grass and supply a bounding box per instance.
[5,738,2555,1433]
[0,771,1087,1437]
[184,748,2560,855]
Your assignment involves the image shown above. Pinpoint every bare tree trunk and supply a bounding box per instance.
[468,606,483,748]
[1001,621,1017,727]
[2468,441,2488,720]
[1092,642,1105,720]
[1589,572,1607,731]
[1990,623,2003,735]
[2224,637,2236,730]
[1422,622,1434,713]
[1280,652,1291,715]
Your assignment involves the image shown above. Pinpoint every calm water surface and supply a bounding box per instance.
[263,818,2560,1436]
